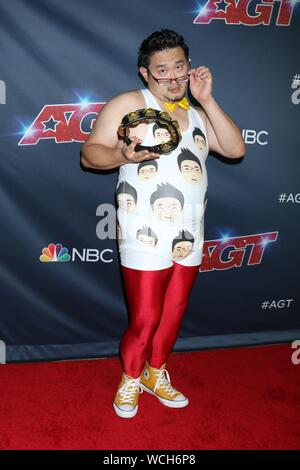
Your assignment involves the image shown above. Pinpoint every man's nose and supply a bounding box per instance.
[169,70,178,81]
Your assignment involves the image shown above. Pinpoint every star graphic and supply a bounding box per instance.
[41,116,60,131]
[215,0,232,13]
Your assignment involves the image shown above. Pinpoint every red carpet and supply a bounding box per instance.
[0,344,299,450]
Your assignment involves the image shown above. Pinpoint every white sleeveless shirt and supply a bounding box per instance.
[116,88,209,270]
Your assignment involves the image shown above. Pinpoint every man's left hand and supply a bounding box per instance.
[188,66,212,104]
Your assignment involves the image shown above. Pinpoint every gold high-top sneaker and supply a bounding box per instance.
[113,372,143,418]
[140,362,189,408]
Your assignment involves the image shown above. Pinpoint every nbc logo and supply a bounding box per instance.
[40,243,71,262]
[39,242,114,263]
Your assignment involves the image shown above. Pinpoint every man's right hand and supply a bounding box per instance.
[120,136,160,163]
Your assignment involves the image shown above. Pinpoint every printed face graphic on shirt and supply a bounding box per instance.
[138,160,158,181]
[150,183,184,221]
[116,180,137,213]
[117,194,136,212]
[172,241,193,259]
[193,127,206,151]
[153,197,182,221]
[137,234,156,247]
[181,160,202,183]
[153,124,171,145]
[194,135,206,150]
[136,226,158,247]
[172,230,194,260]
[177,148,202,184]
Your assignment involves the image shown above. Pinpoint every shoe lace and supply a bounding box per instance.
[154,368,177,398]
[119,376,143,404]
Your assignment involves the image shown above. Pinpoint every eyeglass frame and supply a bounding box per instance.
[146,59,191,86]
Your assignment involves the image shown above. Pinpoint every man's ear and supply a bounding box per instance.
[139,66,148,83]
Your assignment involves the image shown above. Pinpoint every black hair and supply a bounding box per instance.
[136,225,158,245]
[150,182,184,208]
[116,180,137,204]
[192,127,206,141]
[177,148,202,171]
[172,229,194,251]
[152,123,170,136]
[138,29,189,68]
[137,159,158,173]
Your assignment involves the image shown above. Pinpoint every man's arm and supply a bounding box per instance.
[199,97,246,159]
[80,94,130,170]
[189,65,246,159]
[81,92,159,171]
[81,141,125,171]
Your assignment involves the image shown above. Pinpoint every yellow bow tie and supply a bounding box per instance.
[164,97,189,112]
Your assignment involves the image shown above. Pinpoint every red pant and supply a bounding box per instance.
[119,262,200,378]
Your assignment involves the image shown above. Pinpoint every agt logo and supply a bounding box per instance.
[18,102,104,146]
[39,243,113,263]
[200,231,277,271]
[193,0,299,26]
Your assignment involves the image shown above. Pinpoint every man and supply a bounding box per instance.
[81,29,246,419]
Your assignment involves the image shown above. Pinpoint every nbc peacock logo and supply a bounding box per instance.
[40,243,71,262]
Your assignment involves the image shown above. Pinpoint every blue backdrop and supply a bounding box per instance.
[0,0,299,362]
